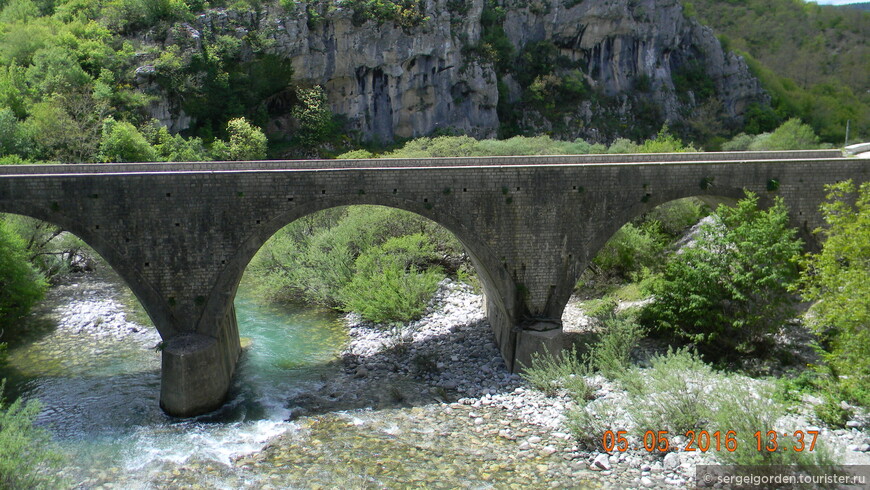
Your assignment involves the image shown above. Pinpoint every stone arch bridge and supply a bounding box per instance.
[0,150,866,416]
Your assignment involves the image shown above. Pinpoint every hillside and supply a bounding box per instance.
[0,0,859,163]
[684,0,869,143]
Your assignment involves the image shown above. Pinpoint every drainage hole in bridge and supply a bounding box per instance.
[175,223,180,227]
[166,193,171,197]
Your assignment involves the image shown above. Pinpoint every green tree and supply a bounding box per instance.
[0,218,46,330]
[291,85,334,147]
[636,126,697,153]
[225,117,266,160]
[642,192,803,356]
[25,46,92,97]
[798,180,870,405]
[749,118,821,150]
[0,107,32,157]
[98,117,156,162]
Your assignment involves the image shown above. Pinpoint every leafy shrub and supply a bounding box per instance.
[638,197,708,238]
[246,206,462,316]
[814,393,852,428]
[0,381,65,489]
[712,383,836,468]
[593,222,666,280]
[225,117,267,160]
[749,118,821,150]
[588,313,646,380]
[520,344,591,399]
[799,180,870,406]
[636,126,697,153]
[291,85,338,148]
[723,119,824,151]
[642,193,802,357]
[340,234,444,323]
[566,400,620,448]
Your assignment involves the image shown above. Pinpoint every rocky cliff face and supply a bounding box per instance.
[137,0,767,144]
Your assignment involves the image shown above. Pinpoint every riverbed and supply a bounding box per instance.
[1,268,603,488]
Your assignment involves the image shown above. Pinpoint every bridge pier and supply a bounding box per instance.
[159,305,241,417]
[485,284,575,373]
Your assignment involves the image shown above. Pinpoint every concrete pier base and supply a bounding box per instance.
[160,306,241,417]
[514,328,573,373]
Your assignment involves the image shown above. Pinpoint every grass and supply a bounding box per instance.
[622,347,713,434]
[520,344,591,399]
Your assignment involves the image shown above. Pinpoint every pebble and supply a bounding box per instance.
[592,453,611,470]
[663,452,680,470]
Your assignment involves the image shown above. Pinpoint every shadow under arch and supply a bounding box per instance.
[201,194,514,342]
[0,206,172,340]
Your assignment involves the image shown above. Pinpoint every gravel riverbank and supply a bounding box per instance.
[245,279,870,489]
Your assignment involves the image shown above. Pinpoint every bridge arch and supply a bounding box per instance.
[0,207,173,340]
[202,194,513,343]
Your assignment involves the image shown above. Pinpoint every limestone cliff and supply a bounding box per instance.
[135,0,767,144]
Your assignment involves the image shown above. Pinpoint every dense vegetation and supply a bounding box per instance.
[0,215,66,487]
[642,193,803,357]
[799,181,870,407]
[684,0,869,144]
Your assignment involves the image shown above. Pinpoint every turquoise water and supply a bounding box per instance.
[0,271,347,484]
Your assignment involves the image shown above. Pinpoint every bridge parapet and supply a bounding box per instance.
[0,149,844,174]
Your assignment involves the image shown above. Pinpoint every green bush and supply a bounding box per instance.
[639,198,708,238]
[0,381,65,489]
[593,222,666,280]
[245,206,462,315]
[642,192,802,357]
[723,119,824,152]
[588,313,646,380]
[712,382,836,468]
[566,400,620,448]
[623,348,712,434]
[636,126,698,153]
[520,344,591,400]
[814,393,852,428]
[799,180,870,407]
[340,234,444,323]
[225,117,267,161]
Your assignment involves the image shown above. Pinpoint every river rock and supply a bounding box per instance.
[592,453,611,470]
[663,452,680,470]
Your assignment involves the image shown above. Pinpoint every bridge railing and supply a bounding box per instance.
[0,150,846,175]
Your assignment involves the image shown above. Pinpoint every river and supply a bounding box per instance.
[1,267,348,487]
